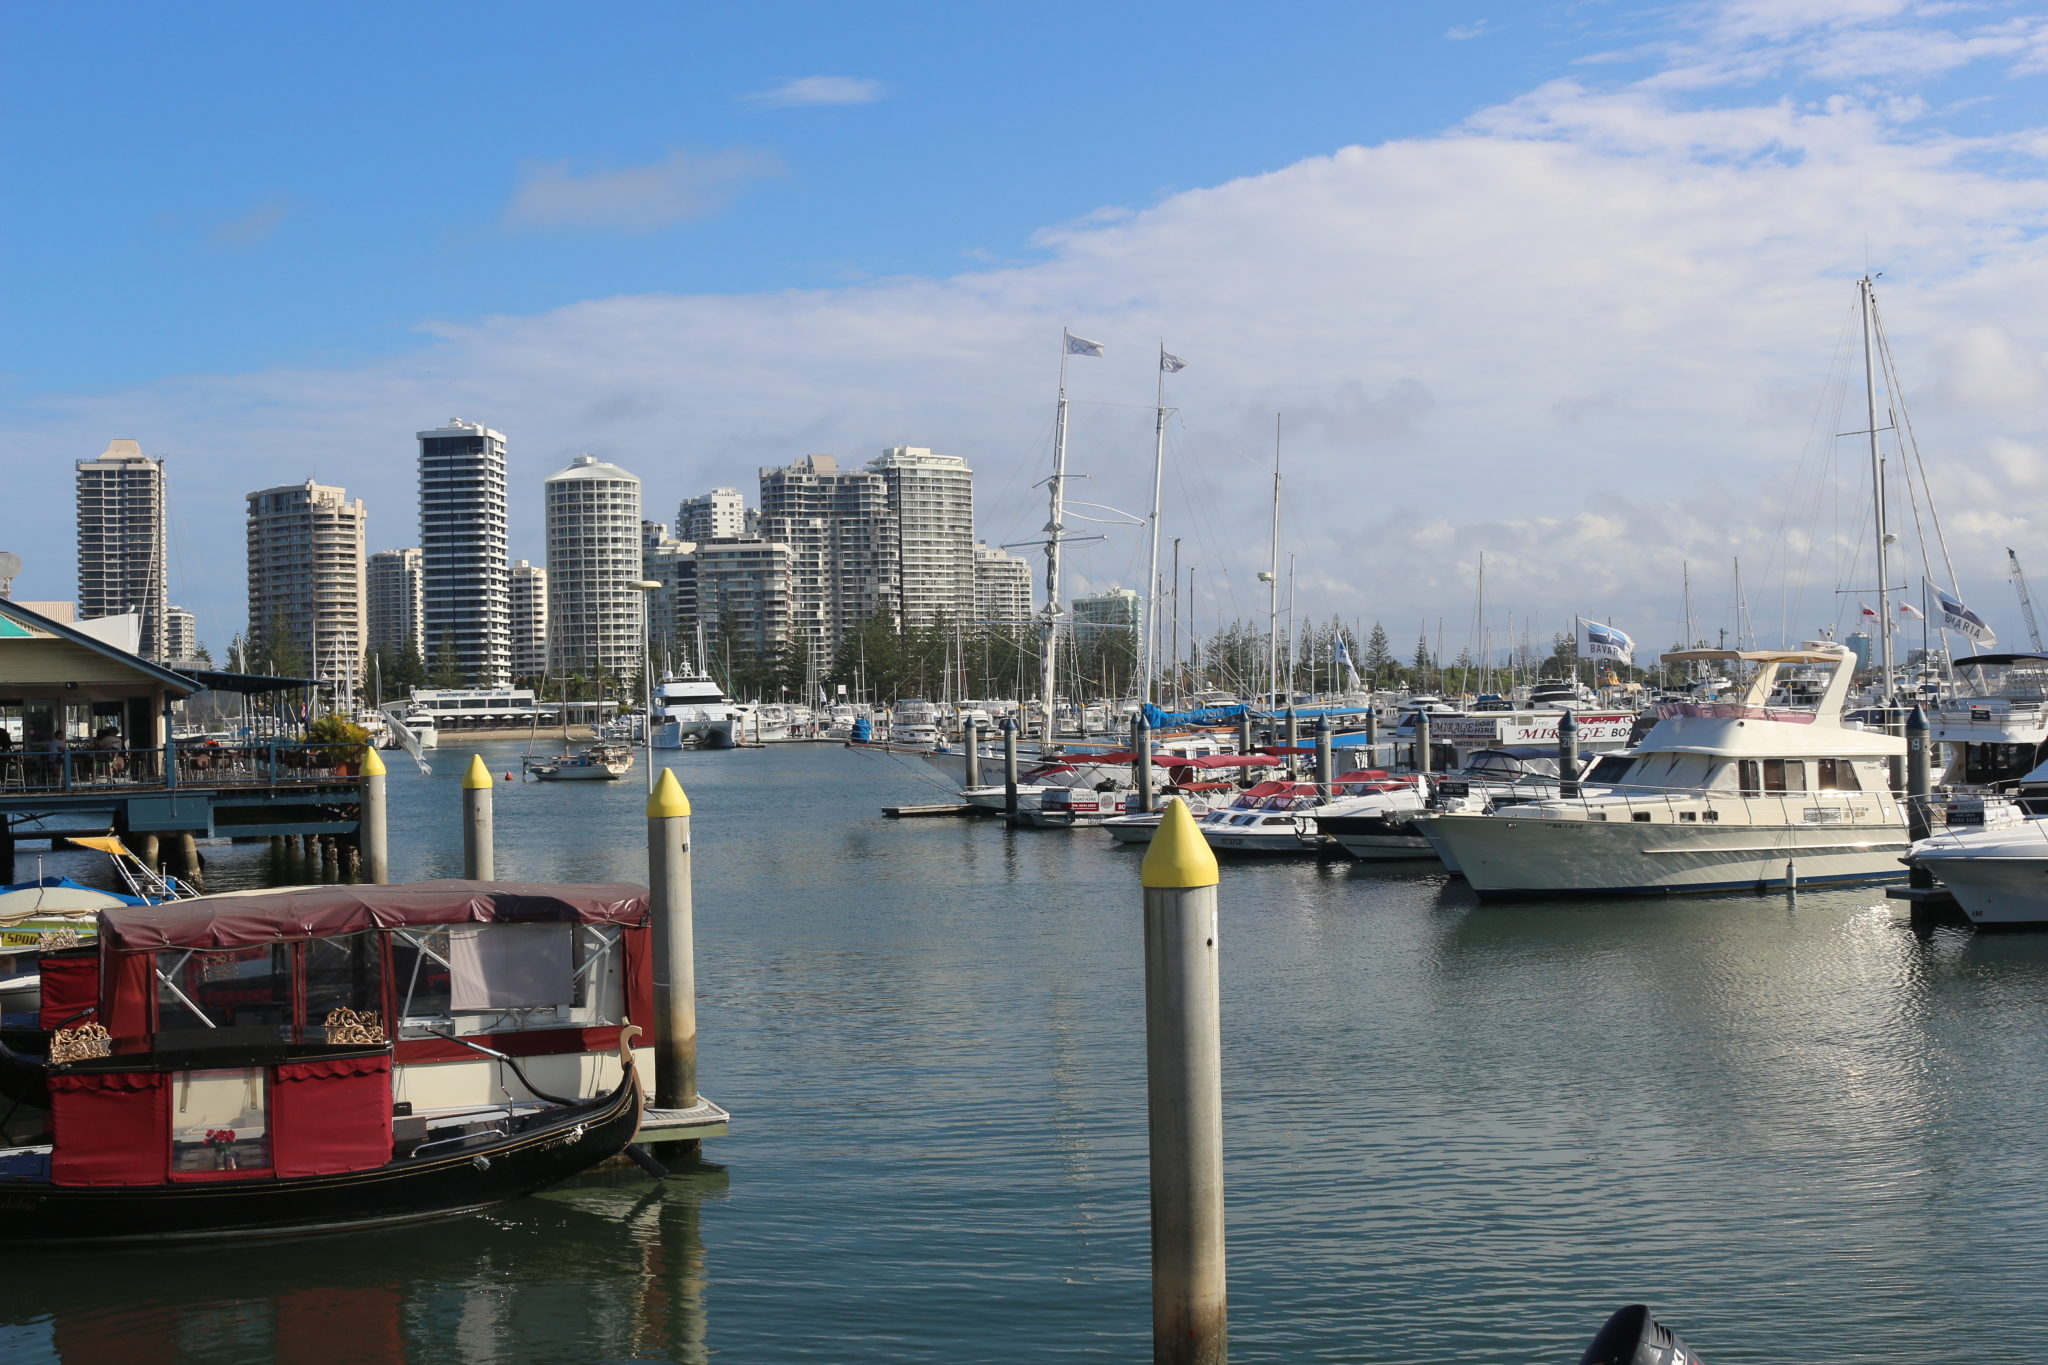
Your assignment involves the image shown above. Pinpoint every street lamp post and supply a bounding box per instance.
[630,580,664,795]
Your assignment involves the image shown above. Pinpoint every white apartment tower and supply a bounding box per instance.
[164,605,199,665]
[366,548,425,658]
[418,419,510,686]
[641,522,698,668]
[510,560,549,678]
[245,480,368,692]
[973,543,1033,624]
[75,439,170,660]
[544,455,643,676]
[870,447,975,629]
[678,488,746,543]
[757,455,897,663]
[694,537,793,665]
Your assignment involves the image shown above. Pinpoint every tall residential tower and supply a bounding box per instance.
[871,447,975,629]
[245,480,368,693]
[366,548,425,658]
[544,455,643,676]
[75,439,170,659]
[417,419,510,685]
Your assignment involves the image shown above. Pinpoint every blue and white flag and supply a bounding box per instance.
[1577,617,1635,665]
[1064,330,1105,357]
[1928,579,1996,647]
[1334,637,1362,690]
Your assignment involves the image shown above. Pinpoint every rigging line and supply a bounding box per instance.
[1870,291,1959,593]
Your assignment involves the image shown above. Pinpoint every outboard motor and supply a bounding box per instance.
[1580,1304,1702,1365]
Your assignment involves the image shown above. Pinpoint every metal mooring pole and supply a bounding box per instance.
[359,744,390,884]
[648,768,698,1109]
[963,714,980,791]
[1141,799,1227,1365]
[462,753,494,880]
[1002,717,1021,820]
[1135,713,1155,814]
[1558,710,1580,800]
[1314,716,1333,796]
[1906,705,1934,890]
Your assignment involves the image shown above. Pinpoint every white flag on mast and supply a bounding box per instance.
[1160,350,1187,372]
[1928,578,1996,647]
[1064,330,1105,357]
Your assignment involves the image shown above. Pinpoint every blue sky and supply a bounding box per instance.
[6,2,2048,656]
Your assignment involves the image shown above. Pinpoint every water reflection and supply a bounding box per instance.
[5,1158,728,1365]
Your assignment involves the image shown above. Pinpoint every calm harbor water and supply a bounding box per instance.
[5,740,2048,1362]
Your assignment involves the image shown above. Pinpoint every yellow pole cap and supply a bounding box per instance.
[647,766,692,818]
[1141,797,1219,889]
[359,744,387,777]
[462,753,492,790]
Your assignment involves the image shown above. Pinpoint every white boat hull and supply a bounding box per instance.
[1909,825,2048,927]
[1420,811,1910,896]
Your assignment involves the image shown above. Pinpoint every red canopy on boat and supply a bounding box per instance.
[96,880,651,952]
[1158,754,1287,770]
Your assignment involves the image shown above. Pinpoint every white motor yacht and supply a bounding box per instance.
[1906,794,2048,927]
[652,675,742,750]
[1416,644,1909,896]
[1314,775,1436,859]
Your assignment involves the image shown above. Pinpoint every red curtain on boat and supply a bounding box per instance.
[38,952,100,1029]
[622,924,653,1043]
[270,1053,393,1177]
[49,1070,169,1186]
[99,949,155,1044]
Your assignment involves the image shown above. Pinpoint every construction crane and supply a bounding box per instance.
[2010,548,2044,651]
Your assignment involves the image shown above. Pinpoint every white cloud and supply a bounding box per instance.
[11,2,2048,653]
[503,147,783,232]
[743,76,886,108]
[207,195,292,249]
[1446,20,1494,41]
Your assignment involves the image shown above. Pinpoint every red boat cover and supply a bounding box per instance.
[95,881,651,952]
[38,953,99,1030]
[1160,754,1286,770]
[49,1070,169,1186]
[272,1053,394,1178]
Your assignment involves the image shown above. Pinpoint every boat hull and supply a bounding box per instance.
[1909,842,2048,928]
[0,1073,642,1246]
[1420,812,1910,897]
[1318,813,1438,861]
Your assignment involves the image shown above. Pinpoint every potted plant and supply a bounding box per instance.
[307,713,371,773]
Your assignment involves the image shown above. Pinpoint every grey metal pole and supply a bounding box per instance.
[1135,713,1155,814]
[964,714,980,791]
[1416,711,1433,777]
[1365,708,1379,771]
[1237,712,1253,756]
[648,769,697,1109]
[1002,716,1021,820]
[462,753,494,880]
[1141,800,1227,1365]
[359,743,390,884]
[1315,715,1333,796]
[1906,705,1933,890]
[1558,709,1579,799]
[1283,707,1299,779]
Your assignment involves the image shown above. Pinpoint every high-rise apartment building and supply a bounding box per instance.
[245,480,368,692]
[164,605,199,664]
[75,439,170,660]
[366,548,425,658]
[757,455,897,667]
[678,488,746,543]
[641,522,698,668]
[544,455,643,676]
[417,419,510,686]
[870,447,974,629]
[695,538,792,665]
[510,560,549,678]
[1070,586,1141,649]
[973,543,1033,624]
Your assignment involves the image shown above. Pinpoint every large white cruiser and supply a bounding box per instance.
[651,674,742,750]
[1416,643,1908,896]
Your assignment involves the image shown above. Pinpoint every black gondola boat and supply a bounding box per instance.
[0,880,659,1245]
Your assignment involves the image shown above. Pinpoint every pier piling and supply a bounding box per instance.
[1283,708,1299,778]
[1906,705,1932,889]
[1001,717,1020,820]
[1416,711,1433,778]
[963,715,980,791]
[1558,710,1579,799]
[177,831,203,889]
[647,769,697,1110]
[1236,714,1252,756]
[1140,800,1228,1365]
[462,754,495,880]
[1135,713,1155,814]
[1314,716,1332,795]
[359,744,390,884]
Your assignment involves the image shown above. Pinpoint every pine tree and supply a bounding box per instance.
[429,635,464,688]
[1364,622,1393,684]
[1413,633,1433,674]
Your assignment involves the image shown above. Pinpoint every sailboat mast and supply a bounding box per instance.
[1142,344,1169,705]
[1267,415,1282,705]
[1040,336,1072,740]
[1862,275,1894,701]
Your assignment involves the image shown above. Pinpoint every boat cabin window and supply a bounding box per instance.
[1815,758,1862,792]
[170,1067,272,1176]
[300,933,386,1042]
[156,945,293,1036]
[390,929,454,1026]
[1586,756,1635,784]
[1758,759,1806,793]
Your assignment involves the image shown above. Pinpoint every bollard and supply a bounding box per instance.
[1365,709,1379,770]
[1002,717,1021,820]
[1237,713,1253,757]
[647,768,697,1110]
[1283,708,1299,779]
[1141,799,1227,1365]
[1906,705,1933,889]
[1135,713,1155,814]
[1416,711,1433,777]
[964,714,981,791]
[462,753,495,881]
[359,744,390,884]
[1558,709,1579,799]
[1314,715,1333,797]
